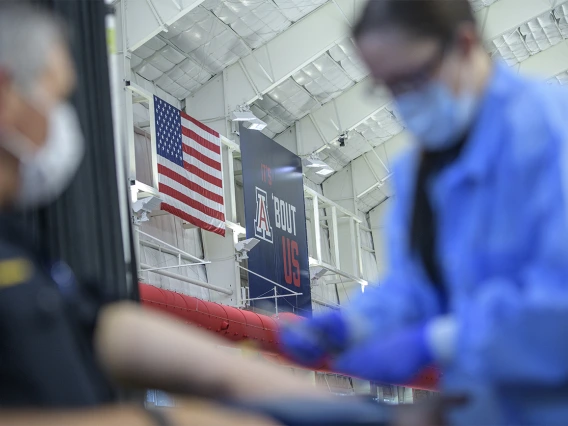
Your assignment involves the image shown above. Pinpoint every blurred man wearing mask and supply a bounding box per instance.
[280,0,568,424]
[0,4,327,425]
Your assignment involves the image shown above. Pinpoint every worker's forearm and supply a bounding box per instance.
[0,402,278,426]
[0,406,155,426]
[95,302,325,401]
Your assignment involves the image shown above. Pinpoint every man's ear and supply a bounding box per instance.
[455,22,479,58]
[0,70,20,131]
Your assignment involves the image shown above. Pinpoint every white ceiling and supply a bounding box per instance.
[251,37,366,139]
[549,70,568,85]
[132,0,327,99]
[131,0,568,213]
[488,2,568,65]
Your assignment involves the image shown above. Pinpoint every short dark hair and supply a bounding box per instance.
[353,0,476,43]
[0,2,67,92]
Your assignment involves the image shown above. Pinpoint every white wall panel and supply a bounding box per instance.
[125,0,207,52]
[202,229,240,306]
[134,131,153,187]
[286,114,324,155]
[273,126,298,154]
[186,74,228,137]
[383,131,413,163]
[352,156,378,197]
[140,218,210,299]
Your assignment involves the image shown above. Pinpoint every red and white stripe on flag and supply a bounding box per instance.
[154,96,226,236]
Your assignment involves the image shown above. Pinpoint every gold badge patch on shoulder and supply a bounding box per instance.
[0,258,32,288]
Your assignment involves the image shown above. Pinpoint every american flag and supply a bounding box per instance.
[154,96,225,236]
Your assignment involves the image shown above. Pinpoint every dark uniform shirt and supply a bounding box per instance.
[0,214,115,407]
[410,137,467,312]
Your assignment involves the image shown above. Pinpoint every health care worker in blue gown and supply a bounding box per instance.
[280,0,568,424]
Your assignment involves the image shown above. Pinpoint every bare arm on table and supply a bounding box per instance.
[94,301,326,401]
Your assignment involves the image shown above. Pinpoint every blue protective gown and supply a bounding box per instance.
[343,63,568,425]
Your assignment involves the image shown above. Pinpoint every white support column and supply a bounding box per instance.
[355,221,363,279]
[227,148,237,223]
[125,89,136,184]
[147,95,159,190]
[349,218,357,277]
[201,135,243,307]
[330,206,340,269]
[117,1,136,184]
[127,82,160,193]
[107,1,136,291]
[312,194,322,264]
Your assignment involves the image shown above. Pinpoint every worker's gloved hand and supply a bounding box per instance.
[279,311,349,367]
[332,324,432,384]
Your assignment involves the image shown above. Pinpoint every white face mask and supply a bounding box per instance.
[1,102,85,208]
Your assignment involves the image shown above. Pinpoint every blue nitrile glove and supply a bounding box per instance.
[279,311,349,367]
[332,323,433,384]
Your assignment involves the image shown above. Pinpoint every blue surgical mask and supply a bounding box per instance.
[394,79,478,150]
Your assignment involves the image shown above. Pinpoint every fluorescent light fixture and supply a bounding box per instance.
[304,158,328,169]
[231,110,267,131]
[231,111,257,122]
[310,266,328,280]
[132,195,162,213]
[303,157,334,176]
[316,168,334,177]
[247,118,267,131]
[235,237,260,261]
[235,238,260,253]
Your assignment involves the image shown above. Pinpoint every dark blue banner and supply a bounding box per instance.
[240,125,312,317]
